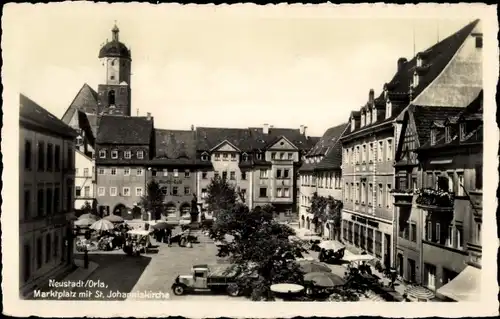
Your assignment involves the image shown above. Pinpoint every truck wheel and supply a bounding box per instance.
[227,283,240,297]
[172,284,186,296]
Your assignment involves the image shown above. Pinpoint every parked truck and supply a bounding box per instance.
[171,264,243,296]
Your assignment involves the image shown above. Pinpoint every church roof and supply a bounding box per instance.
[61,83,99,125]
[98,25,131,60]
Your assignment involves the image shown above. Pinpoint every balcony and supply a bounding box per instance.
[390,188,414,206]
[416,188,454,212]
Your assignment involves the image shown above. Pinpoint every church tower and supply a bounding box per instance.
[97,23,132,116]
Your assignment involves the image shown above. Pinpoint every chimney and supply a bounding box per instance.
[300,125,307,136]
[191,125,195,131]
[146,112,151,121]
[397,57,407,72]
[263,123,269,134]
[369,89,374,104]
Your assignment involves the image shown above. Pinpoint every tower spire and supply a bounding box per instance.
[112,21,119,41]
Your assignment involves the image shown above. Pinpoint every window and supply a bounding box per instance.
[172,187,178,196]
[377,184,383,207]
[136,187,143,197]
[375,230,382,258]
[84,186,90,197]
[447,173,454,193]
[160,186,168,195]
[271,152,276,160]
[369,143,374,162]
[122,168,129,176]
[456,226,464,249]
[137,168,143,176]
[475,36,483,48]
[124,151,131,159]
[386,100,392,118]
[276,169,282,178]
[260,169,268,178]
[475,165,482,190]
[45,234,51,263]
[446,225,453,247]
[435,223,441,243]
[259,187,267,197]
[279,153,285,160]
[185,170,190,178]
[378,141,383,161]
[230,171,236,180]
[82,168,88,177]
[288,152,293,160]
[476,222,481,244]
[110,187,117,196]
[137,151,144,159]
[38,141,45,171]
[108,90,115,105]
[111,150,118,159]
[345,149,349,164]
[54,187,60,212]
[230,153,236,161]
[284,169,290,178]
[202,172,208,179]
[45,188,52,215]
[201,188,207,199]
[277,188,283,197]
[214,171,220,179]
[284,188,290,197]
[241,172,247,180]
[173,169,178,177]
[54,145,60,171]
[424,263,436,289]
[222,153,228,160]
[99,150,106,158]
[214,153,220,160]
[241,153,248,161]
[361,183,366,204]
[123,187,130,196]
[184,187,190,195]
[75,186,81,197]
[24,190,31,220]
[409,223,417,242]
[47,143,54,171]
[98,168,105,175]
[355,146,360,164]
[386,184,391,208]
[111,168,117,175]
[362,144,366,163]
[163,169,168,176]
[221,171,227,180]
[427,221,433,240]
[387,139,393,161]
[36,238,42,269]
[368,184,373,205]
[25,140,32,170]
[201,154,209,161]
[98,187,105,196]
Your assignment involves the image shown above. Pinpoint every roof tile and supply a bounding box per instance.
[96,115,153,145]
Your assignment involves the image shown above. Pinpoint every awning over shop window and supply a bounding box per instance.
[437,266,481,301]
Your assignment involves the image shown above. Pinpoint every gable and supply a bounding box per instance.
[210,140,240,152]
[267,136,298,150]
[62,84,99,124]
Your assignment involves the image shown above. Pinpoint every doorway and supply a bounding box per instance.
[397,253,404,277]
[408,258,416,283]
[384,233,392,269]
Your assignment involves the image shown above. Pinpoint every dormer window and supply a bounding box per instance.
[445,126,451,143]
[361,113,365,127]
[201,153,209,161]
[99,150,106,158]
[430,129,437,146]
[124,151,131,159]
[413,71,419,88]
[372,107,377,123]
[459,122,466,141]
[242,153,248,161]
[256,153,262,160]
[386,100,392,119]
[351,118,355,131]
[137,150,144,159]
[111,150,118,159]
[76,136,83,146]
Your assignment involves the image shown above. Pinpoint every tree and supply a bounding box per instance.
[210,203,307,300]
[139,180,164,221]
[205,175,239,218]
[327,196,343,241]
[308,192,328,234]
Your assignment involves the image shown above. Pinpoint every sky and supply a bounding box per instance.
[4,4,479,136]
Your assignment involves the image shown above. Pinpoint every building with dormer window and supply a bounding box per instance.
[339,19,482,270]
[20,94,77,298]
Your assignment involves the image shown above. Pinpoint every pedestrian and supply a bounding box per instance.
[166,228,172,247]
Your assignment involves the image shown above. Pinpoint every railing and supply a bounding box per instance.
[390,189,414,206]
[415,188,454,210]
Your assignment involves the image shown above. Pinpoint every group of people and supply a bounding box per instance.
[152,227,173,246]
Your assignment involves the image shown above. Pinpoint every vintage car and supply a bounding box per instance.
[171,264,243,296]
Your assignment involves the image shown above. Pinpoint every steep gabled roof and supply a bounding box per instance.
[196,127,254,151]
[61,83,99,124]
[154,129,197,163]
[307,123,347,157]
[250,127,317,151]
[343,19,480,138]
[413,106,464,145]
[96,115,153,145]
[315,123,349,171]
[20,94,77,138]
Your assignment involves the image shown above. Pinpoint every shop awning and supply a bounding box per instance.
[437,266,481,301]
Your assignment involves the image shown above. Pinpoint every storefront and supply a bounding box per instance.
[341,210,394,268]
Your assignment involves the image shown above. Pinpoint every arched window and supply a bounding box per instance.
[108,90,116,105]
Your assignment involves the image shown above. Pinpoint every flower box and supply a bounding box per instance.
[416,188,454,210]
